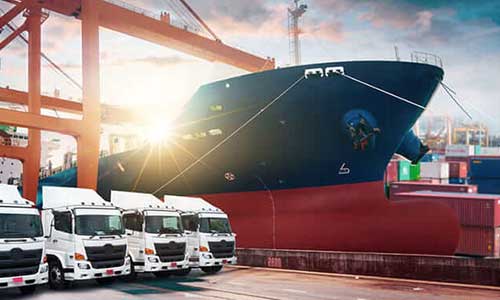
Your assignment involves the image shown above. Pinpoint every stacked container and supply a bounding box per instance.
[389,182,477,199]
[448,161,468,184]
[397,160,411,181]
[392,191,500,257]
[420,162,449,181]
[469,157,500,194]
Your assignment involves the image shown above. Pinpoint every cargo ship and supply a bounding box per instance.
[40,60,460,255]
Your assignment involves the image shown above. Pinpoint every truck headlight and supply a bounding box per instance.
[147,256,160,263]
[40,264,48,273]
[125,257,131,266]
[201,253,213,259]
[77,263,91,270]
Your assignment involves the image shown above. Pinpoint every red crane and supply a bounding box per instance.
[0,0,275,201]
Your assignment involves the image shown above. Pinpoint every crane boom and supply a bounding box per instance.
[38,0,275,72]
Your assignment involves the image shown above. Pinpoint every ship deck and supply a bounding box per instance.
[3,266,498,299]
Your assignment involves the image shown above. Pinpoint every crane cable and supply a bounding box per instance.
[152,75,306,194]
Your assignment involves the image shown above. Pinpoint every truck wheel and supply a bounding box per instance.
[123,259,137,282]
[174,268,191,276]
[201,266,223,274]
[19,285,37,295]
[153,271,171,278]
[49,261,68,290]
[96,277,115,285]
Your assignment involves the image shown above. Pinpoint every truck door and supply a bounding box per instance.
[181,214,199,258]
[123,212,143,263]
[51,211,74,267]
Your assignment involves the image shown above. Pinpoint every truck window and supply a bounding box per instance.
[200,217,232,234]
[0,213,43,238]
[145,215,182,234]
[123,214,136,231]
[54,212,72,234]
[124,213,143,232]
[75,215,125,236]
[181,215,198,232]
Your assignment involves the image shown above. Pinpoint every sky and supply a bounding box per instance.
[0,0,500,159]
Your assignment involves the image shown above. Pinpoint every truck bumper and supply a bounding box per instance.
[0,263,49,289]
[137,257,190,273]
[190,255,237,268]
[66,258,131,281]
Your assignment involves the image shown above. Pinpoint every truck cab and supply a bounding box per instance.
[0,184,48,295]
[41,187,130,289]
[111,191,189,278]
[164,195,237,274]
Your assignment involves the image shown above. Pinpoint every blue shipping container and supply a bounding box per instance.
[469,157,500,179]
[449,178,467,185]
[469,178,500,194]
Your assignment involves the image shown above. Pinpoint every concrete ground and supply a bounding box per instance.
[0,266,498,300]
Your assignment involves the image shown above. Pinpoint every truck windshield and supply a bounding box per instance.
[145,215,183,234]
[75,215,125,236]
[200,217,232,234]
[0,214,43,239]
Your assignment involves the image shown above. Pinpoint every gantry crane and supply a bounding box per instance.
[0,0,275,201]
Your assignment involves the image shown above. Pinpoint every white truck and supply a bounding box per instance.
[0,184,48,295]
[163,195,237,274]
[41,186,131,289]
[111,191,190,278]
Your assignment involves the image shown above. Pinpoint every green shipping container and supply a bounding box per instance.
[474,145,482,155]
[398,161,411,181]
[409,163,421,181]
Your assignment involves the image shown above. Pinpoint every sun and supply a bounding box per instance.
[145,121,173,144]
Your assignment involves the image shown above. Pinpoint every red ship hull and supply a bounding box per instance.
[201,181,460,255]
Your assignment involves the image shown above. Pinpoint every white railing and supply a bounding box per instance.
[411,51,443,68]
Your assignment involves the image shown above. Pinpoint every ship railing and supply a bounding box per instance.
[102,0,206,36]
[411,51,443,68]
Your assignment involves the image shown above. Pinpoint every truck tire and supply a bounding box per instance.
[201,265,223,274]
[49,260,69,290]
[123,258,137,282]
[19,285,37,295]
[174,268,191,276]
[153,271,171,278]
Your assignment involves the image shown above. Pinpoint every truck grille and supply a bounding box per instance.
[85,244,126,269]
[154,242,186,263]
[0,248,42,278]
[208,241,235,259]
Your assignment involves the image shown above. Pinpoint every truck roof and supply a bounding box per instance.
[111,190,176,210]
[163,195,223,213]
[0,184,32,207]
[42,186,114,209]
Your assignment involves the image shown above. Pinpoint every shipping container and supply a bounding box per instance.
[397,160,411,181]
[420,162,449,179]
[392,191,500,227]
[409,163,420,181]
[445,144,475,157]
[496,227,500,257]
[449,161,467,179]
[456,226,497,257]
[469,178,500,195]
[421,153,440,162]
[480,147,500,156]
[469,157,500,179]
[449,178,467,185]
[446,156,469,164]
[390,182,477,199]
[385,160,399,183]
[474,145,482,155]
